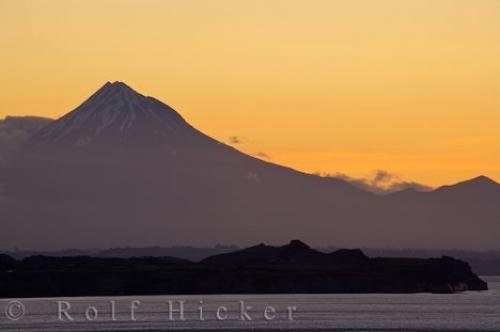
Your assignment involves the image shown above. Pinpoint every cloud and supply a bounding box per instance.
[372,170,393,185]
[228,136,244,144]
[254,152,271,159]
[385,181,433,193]
[317,170,433,194]
[245,171,260,183]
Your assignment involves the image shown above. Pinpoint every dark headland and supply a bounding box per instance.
[0,240,487,298]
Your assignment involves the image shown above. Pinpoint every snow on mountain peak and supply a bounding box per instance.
[28,82,194,148]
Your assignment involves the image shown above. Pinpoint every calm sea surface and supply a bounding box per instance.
[1,276,499,331]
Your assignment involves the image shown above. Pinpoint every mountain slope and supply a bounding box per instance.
[1,82,499,250]
[0,116,52,163]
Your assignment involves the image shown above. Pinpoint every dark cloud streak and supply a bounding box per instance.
[254,152,271,159]
[228,136,244,144]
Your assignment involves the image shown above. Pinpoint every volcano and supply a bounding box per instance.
[28,82,210,150]
[1,82,499,250]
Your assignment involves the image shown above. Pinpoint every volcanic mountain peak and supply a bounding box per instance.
[103,80,131,89]
[28,82,197,148]
[94,81,149,104]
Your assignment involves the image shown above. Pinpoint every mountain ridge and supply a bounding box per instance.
[6,82,498,193]
[435,175,499,192]
[1,82,499,250]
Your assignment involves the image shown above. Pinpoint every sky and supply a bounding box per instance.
[1,0,499,187]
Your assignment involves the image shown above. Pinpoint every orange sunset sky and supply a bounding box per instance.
[1,0,499,187]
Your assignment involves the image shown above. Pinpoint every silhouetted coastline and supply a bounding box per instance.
[0,240,487,298]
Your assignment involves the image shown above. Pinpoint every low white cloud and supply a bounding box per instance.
[245,171,260,183]
[316,170,433,194]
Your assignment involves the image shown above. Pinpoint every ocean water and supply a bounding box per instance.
[1,276,499,331]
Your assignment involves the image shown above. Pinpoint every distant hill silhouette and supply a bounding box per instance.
[2,246,239,262]
[202,240,368,265]
[0,116,52,163]
[4,245,500,275]
[0,82,499,250]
